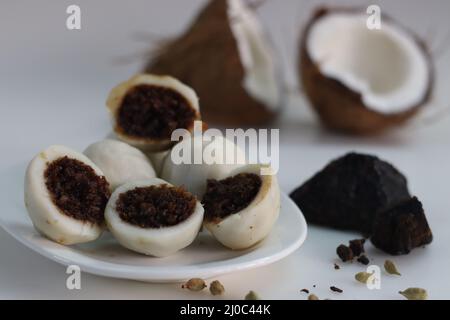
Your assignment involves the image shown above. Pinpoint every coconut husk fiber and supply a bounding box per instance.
[145,0,279,128]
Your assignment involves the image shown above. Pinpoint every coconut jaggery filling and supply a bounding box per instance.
[44,156,111,224]
[118,84,197,140]
[202,173,262,222]
[116,185,197,228]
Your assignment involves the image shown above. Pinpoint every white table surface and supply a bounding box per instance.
[1,0,450,299]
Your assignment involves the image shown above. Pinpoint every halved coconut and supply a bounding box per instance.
[105,178,204,257]
[24,145,110,245]
[107,74,201,151]
[160,134,247,198]
[202,164,280,250]
[84,139,156,191]
[145,0,282,127]
[300,7,433,134]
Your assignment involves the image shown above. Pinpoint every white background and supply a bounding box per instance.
[1,0,450,299]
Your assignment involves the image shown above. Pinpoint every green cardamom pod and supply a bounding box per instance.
[183,278,207,292]
[245,291,260,300]
[384,260,401,275]
[308,294,319,300]
[399,288,428,300]
[209,280,225,296]
[355,272,373,284]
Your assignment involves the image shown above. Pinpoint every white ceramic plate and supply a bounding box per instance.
[0,163,307,283]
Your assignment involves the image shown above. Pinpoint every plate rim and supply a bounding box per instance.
[0,192,307,282]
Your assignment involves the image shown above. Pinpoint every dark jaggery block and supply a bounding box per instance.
[371,197,433,255]
[290,153,410,234]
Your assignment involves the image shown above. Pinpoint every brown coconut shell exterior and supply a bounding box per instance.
[145,0,279,128]
[299,7,433,135]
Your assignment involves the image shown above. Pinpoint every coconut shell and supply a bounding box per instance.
[299,7,433,135]
[145,0,279,128]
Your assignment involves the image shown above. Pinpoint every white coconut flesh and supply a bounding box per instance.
[84,139,156,191]
[306,12,431,114]
[203,164,280,250]
[227,0,281,110]
[161,134,247,198]
[105,178,204,257]
[106,74,200,152]
[24,145,109,245]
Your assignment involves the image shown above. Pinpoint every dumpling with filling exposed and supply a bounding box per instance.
[24,145,111,245]
[106,74,201,152]
[202,164,280,250]
[105,178,204,257]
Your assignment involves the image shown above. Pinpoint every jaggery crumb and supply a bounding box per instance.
[349,239,366,257]
[202,173,262,221]
[118,84,197,140]
[116,185,197,228]
[357,255,370,265]
[399,288,428,300]
[44,156,110,224]
[336,244,353,262]
[330,286,343,293]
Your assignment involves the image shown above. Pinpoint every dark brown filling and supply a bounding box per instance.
[117,84,198,140]
[116,185,197,228]
[202,173,262,222]
[44,156,111,225]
